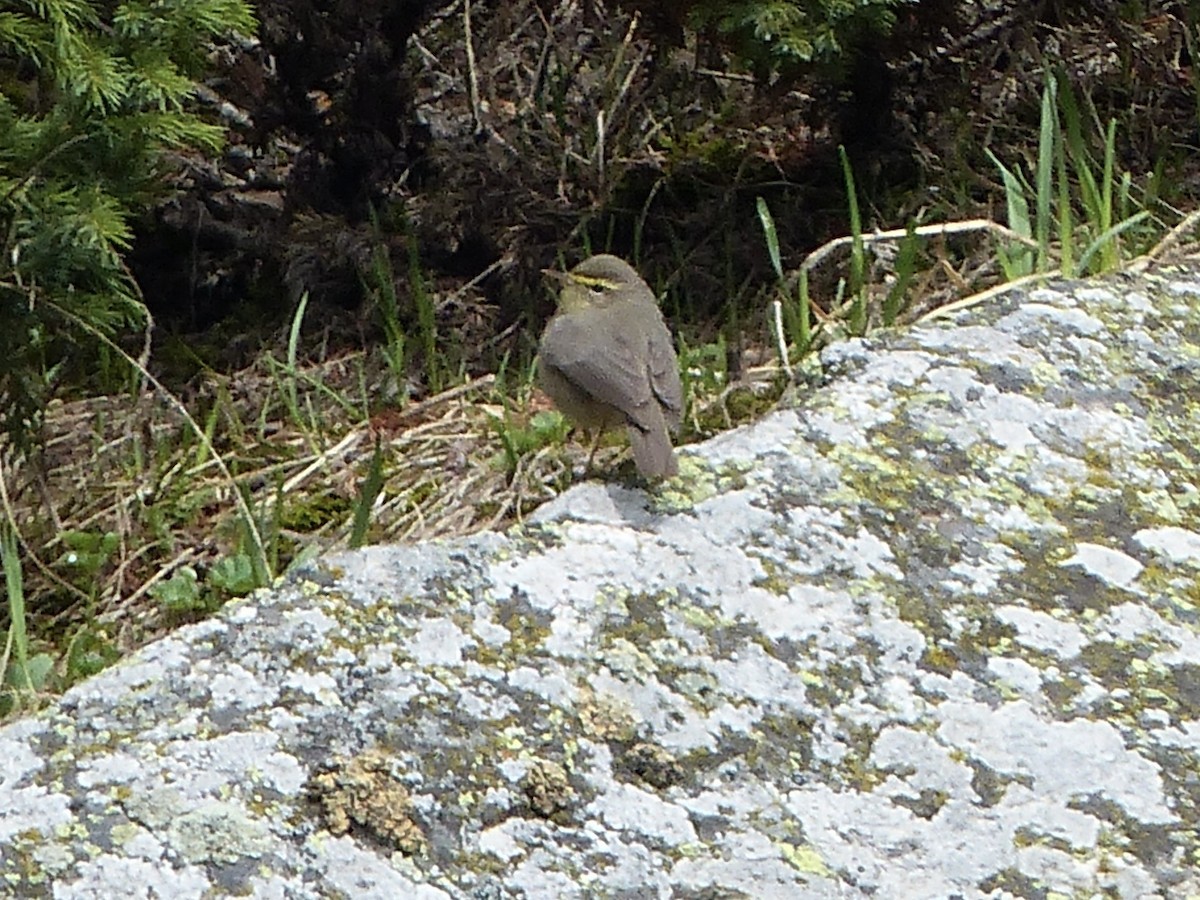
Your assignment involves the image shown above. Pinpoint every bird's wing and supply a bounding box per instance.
[646,324,683,430]
[539,313,657,430]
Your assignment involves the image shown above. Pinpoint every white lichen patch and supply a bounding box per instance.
[994,605,1087,658]
[166,801,273,864]
[937,699,1174,823]
[1134,525,1200,565]
[587,781,697,846]
[1060,542,1145,589]
[0,784,73,844]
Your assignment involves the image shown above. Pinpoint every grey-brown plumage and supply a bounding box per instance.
[537,255,683,479]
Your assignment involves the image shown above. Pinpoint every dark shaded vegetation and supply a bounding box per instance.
[126,0,1198,375]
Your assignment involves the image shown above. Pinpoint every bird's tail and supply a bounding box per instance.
[629,418,678,480]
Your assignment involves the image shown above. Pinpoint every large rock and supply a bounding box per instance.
[3,266,1200,898]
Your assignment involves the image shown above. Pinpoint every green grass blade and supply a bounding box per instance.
[1056,116,1074,277]
[838,146,867,334]
[883,222,919,325]
[1098,118,1117,270]
[756,196,785,281]
[1,525,30,691]
[986,148,1033,277]
[407,234,440,394]
[1036,76,1056,270]
[1076,211,1151,274]
[350,437,385,549]
[1057,74,1104,246]
[795,267,812,352]
[280,291,309,425]
[985,149,1032,239]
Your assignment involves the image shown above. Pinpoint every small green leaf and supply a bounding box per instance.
[6,652,54,691]
[209,553,258,595]
[150,566,202,612]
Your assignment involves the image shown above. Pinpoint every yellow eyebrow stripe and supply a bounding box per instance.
[568,275,619,288]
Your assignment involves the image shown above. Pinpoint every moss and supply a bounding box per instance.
[833,725,883,791]
[1077,641,1200,723]
[1072,796,1179,868]
[1078,641,1146,685]
[1013,824,1078,855]
[1,840,50,896]
[689,382,784,437]
[1042,672,1087,712]
[826,443,929,515]
[494,605,553,662]
[978,867,1052,898]
[741,711,815,778]
[751,558,793,596]
[278,492,353,532]
[649,457,728,513]
[801,659,871,710]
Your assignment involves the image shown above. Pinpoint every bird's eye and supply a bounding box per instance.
[588,283,605,295]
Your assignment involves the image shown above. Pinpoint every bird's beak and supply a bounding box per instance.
[542,268,569,284]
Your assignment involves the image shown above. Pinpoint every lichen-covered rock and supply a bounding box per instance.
[4,266,1200,898]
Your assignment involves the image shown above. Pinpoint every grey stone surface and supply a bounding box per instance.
[4,265,1200,899]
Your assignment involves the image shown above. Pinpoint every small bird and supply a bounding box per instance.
[537,254,684,479]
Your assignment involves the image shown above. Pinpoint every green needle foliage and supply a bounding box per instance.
[0,0,257,454]
[689,0,914,77]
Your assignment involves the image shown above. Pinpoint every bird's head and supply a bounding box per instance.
[546,254,647,312]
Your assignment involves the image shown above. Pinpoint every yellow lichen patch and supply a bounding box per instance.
[779,842,832,877]
[576,688,638,744]
[310,747,426,855]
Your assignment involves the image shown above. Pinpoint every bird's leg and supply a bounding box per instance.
[583,428,604,476]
